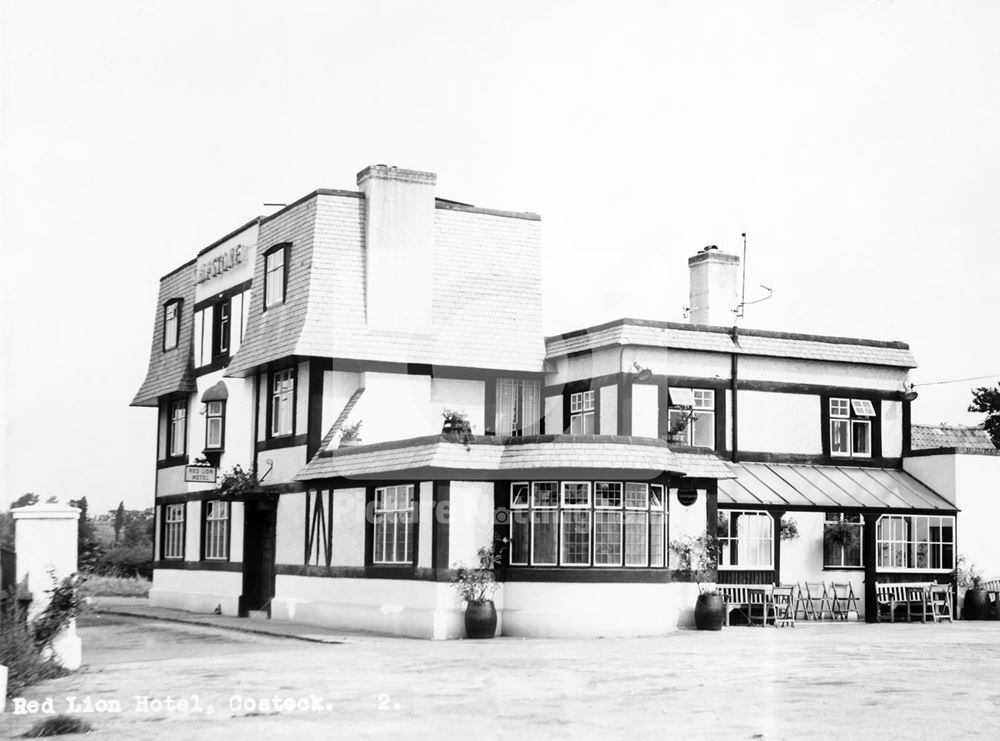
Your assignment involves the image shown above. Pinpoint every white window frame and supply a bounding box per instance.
[876,514,955,572]
[569,390,595,435]
[203,501,229,560]
[264,247,286,308]
[667,388,715,448]
[508,480,667,569]
[271,368,295,437]
[205,401,225,450]
[169,399,187,457]
[372,485,416,565]
[163,300,180,351]
[718,509,774,570]
[823,512,863,568]
[829,397,874,459]
[162,503,185,560]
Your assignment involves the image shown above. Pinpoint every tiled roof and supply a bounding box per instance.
[296,434,735,481]
[131,261,197,406]
[227,193,545,377]
[718,462,956,510]
[545,319,918,368]
[911,424,996,451]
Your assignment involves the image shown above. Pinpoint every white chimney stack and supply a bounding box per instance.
[357,165,436,333]
[688,246,741,326]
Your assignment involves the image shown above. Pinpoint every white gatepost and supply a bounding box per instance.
[12,503,83,670]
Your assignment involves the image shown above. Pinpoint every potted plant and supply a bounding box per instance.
[441,408,472,435]
[669,533,724,631]
[450,543,503,639]
[339,420,363,448]
[957,556,989,620]
[779,516,800,542]
[824,519,858,550]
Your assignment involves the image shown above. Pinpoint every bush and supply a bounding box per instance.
[94,544,153,579]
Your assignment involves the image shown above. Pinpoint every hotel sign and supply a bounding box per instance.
[196,245,247,285]
[185,466,218,483]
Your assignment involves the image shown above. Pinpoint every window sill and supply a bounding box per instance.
[157,456,188,470]
[256,434,308,452]
[822,566,865,571]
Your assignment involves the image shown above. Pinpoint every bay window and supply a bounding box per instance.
[718,510,773,568]
[876,514,955,571]
[508,480,666,568]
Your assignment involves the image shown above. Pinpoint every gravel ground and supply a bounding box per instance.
[3,615,1000,740]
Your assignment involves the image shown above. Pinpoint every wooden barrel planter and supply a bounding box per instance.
[465,600,497,639]
[694,593,726,631]
[963,589,990,620]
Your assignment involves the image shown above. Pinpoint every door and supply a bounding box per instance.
[240,500,277,616]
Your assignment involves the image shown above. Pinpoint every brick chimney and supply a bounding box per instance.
[357,165,436,332]
[688,246,741,326]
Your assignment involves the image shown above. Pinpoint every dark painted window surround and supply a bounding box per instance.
[158,393,189,468]
[257,363,305,452]
[162,298,182,351]
[262,243,290,311]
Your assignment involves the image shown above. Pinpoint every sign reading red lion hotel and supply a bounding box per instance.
[196,245,246,285]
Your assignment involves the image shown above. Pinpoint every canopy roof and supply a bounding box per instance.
[718,462,956,511]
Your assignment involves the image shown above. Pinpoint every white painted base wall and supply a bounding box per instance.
[150,569,242,616]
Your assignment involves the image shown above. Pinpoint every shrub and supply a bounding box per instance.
[95,544,153,579]
[79,574,150,598]
[0,613,67,697]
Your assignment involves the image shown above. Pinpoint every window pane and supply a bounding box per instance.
[650,511,665,566]
[511,483,529,508]
[520,380,540,435]
[594,482,622,508]
[207,417,223,447]
[649,485,664,510]
[667,409,692,445]
[593,511,622,566]
[830,398,850,418]
[852,420,871,456]
[510,509,530,565]
[691,411,715,448]
[692,389,715,409]
[560,511,591,565]
[668,388,695,407]
[562,482,591,507]
[624,511,648,566]
[531,510,558,565]
[532,482,558,508]
[831,419,850,455]
[570,415,584,435]
[624,483,648,509]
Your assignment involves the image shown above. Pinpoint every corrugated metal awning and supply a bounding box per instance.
[719,462,956,511]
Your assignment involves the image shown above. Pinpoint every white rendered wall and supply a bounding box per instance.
[355,372,434,443]
[258,445,306,485]
[738,356,908,391]
[275,491,306,566]
[184,501,201,562]
[632,383,658,438]
[229,501,245,562]
[738,391,822,454]
[668,487,708,544]
[332,488,367,567]
[322,370,362,436]
[448,481,495,568]
[149,569,242,616]
[599,385,617,435]
[501,582,698,637]
[881,400,903,457]
[418,482,433,569]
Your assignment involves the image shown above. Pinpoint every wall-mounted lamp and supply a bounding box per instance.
[901,383,919,402]
[632,361,653,382]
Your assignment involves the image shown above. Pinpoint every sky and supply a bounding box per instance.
[1,0,998,513]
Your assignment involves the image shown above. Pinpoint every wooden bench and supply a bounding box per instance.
[874,582,936,623]
[718,585,773,626]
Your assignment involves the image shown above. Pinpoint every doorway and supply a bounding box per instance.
[240,500,277,616]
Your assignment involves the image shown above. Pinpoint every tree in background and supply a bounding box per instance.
[112,502,126,544]
[68,496,104,572]
[10,493,38,509]
[969,383,1000,448]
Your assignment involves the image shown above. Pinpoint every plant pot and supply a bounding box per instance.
[694,593,726,631]
[442,420,472,435]
[963,588,990,620]
[339,437,362,448]
[464,600,497,639]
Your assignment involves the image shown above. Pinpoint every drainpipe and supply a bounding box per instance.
[730,327,739,463]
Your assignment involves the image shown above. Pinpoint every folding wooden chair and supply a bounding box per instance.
[771,585,796,628]
[799,582,833,620]
[829,582,861,620]
[927,585,953,623]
